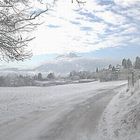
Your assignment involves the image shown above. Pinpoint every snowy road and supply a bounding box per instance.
[0,81,126,140]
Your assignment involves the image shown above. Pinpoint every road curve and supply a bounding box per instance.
[0,82,126,140]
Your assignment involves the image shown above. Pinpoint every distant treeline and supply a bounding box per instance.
[0,56,140,87]
[96,56,140,82]
[0,75,35,87]
[122,56,140,69]
[0,72,57,87]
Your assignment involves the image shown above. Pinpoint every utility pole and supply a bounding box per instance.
[128,76,130,91]
[132,71,135,87]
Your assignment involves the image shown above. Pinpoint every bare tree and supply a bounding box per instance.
[72,0,86,4]
[0,0,49,61]
[0,0,85,61]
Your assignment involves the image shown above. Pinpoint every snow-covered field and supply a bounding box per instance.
[0,81,126,140]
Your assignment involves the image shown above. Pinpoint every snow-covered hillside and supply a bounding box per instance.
[36,56,118,74]
[98,85,140,140]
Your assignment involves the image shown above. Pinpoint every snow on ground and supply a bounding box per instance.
[98,85,140,140]
[0,81,125,125]
[35,79,96,87]
[0,80,128,140]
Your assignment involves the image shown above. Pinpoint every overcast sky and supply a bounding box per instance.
[1,0,140,68]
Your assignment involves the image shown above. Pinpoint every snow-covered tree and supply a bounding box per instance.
[37,73,43,81]
[108,64,112,70]
[112,66,116,72]
[134,56,140,69]
[0,0,49,61]
[96,68,99,73]
[47,72,55,80]
[127,59,132,68]
[122,58,127,69]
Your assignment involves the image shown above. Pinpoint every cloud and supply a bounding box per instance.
[94,10,126,25]
[47,24,61,28]
[70,20,81,25]
[28,0,140,55]
[96,0,115,5]
[80,26,93,31]
[114,0,140,7]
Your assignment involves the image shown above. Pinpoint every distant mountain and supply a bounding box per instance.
[56,52,79,60]
[0,53,120,75]
[0,68,19,71]
[36,55,119,74]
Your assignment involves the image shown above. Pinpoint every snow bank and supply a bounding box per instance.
[98,86,140,140]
